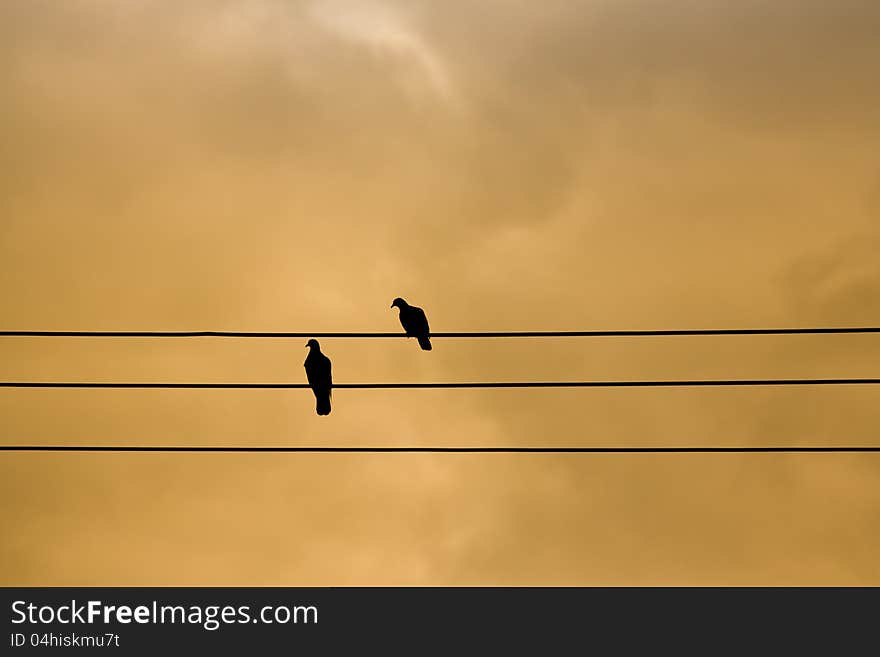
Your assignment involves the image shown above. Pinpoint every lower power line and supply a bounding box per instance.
[2,446,878,453]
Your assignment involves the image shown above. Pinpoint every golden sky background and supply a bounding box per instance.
[2,0,879,585]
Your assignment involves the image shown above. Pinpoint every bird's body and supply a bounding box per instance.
[391,297,432,350]
[304,339,332,415]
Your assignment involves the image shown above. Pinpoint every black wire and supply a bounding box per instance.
[1,327,880,338]
[1,379,879,389]
[2,446,878,453]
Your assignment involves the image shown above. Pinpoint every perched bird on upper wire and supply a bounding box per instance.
[391,297,432,351]
[304,339,332,415]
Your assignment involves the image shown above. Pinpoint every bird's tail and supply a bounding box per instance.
[316,393,331,416]
[418,336,432,351]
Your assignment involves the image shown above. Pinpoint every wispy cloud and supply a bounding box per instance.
[308,0,459,106]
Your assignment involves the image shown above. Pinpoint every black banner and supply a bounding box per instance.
[2,587,876,653]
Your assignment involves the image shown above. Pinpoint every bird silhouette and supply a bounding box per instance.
[391,297,432,350]
[304,339,332,415]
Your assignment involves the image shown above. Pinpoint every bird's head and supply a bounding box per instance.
[390,297,406,309]
[305,339,320,350]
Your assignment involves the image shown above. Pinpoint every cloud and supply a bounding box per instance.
[308,0,459,106]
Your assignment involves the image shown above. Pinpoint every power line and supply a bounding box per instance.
[1,378,879,389]
[2,446,879,453]
[1,327,880,338]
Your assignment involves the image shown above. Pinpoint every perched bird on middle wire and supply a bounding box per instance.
[304,339,332,415]
[391,297,432,350]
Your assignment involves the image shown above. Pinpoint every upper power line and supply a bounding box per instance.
[2,327,880,338]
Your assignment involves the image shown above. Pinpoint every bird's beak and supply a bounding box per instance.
[304,342,309,348]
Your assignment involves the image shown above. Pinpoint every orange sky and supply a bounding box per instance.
[1,0,879,585]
